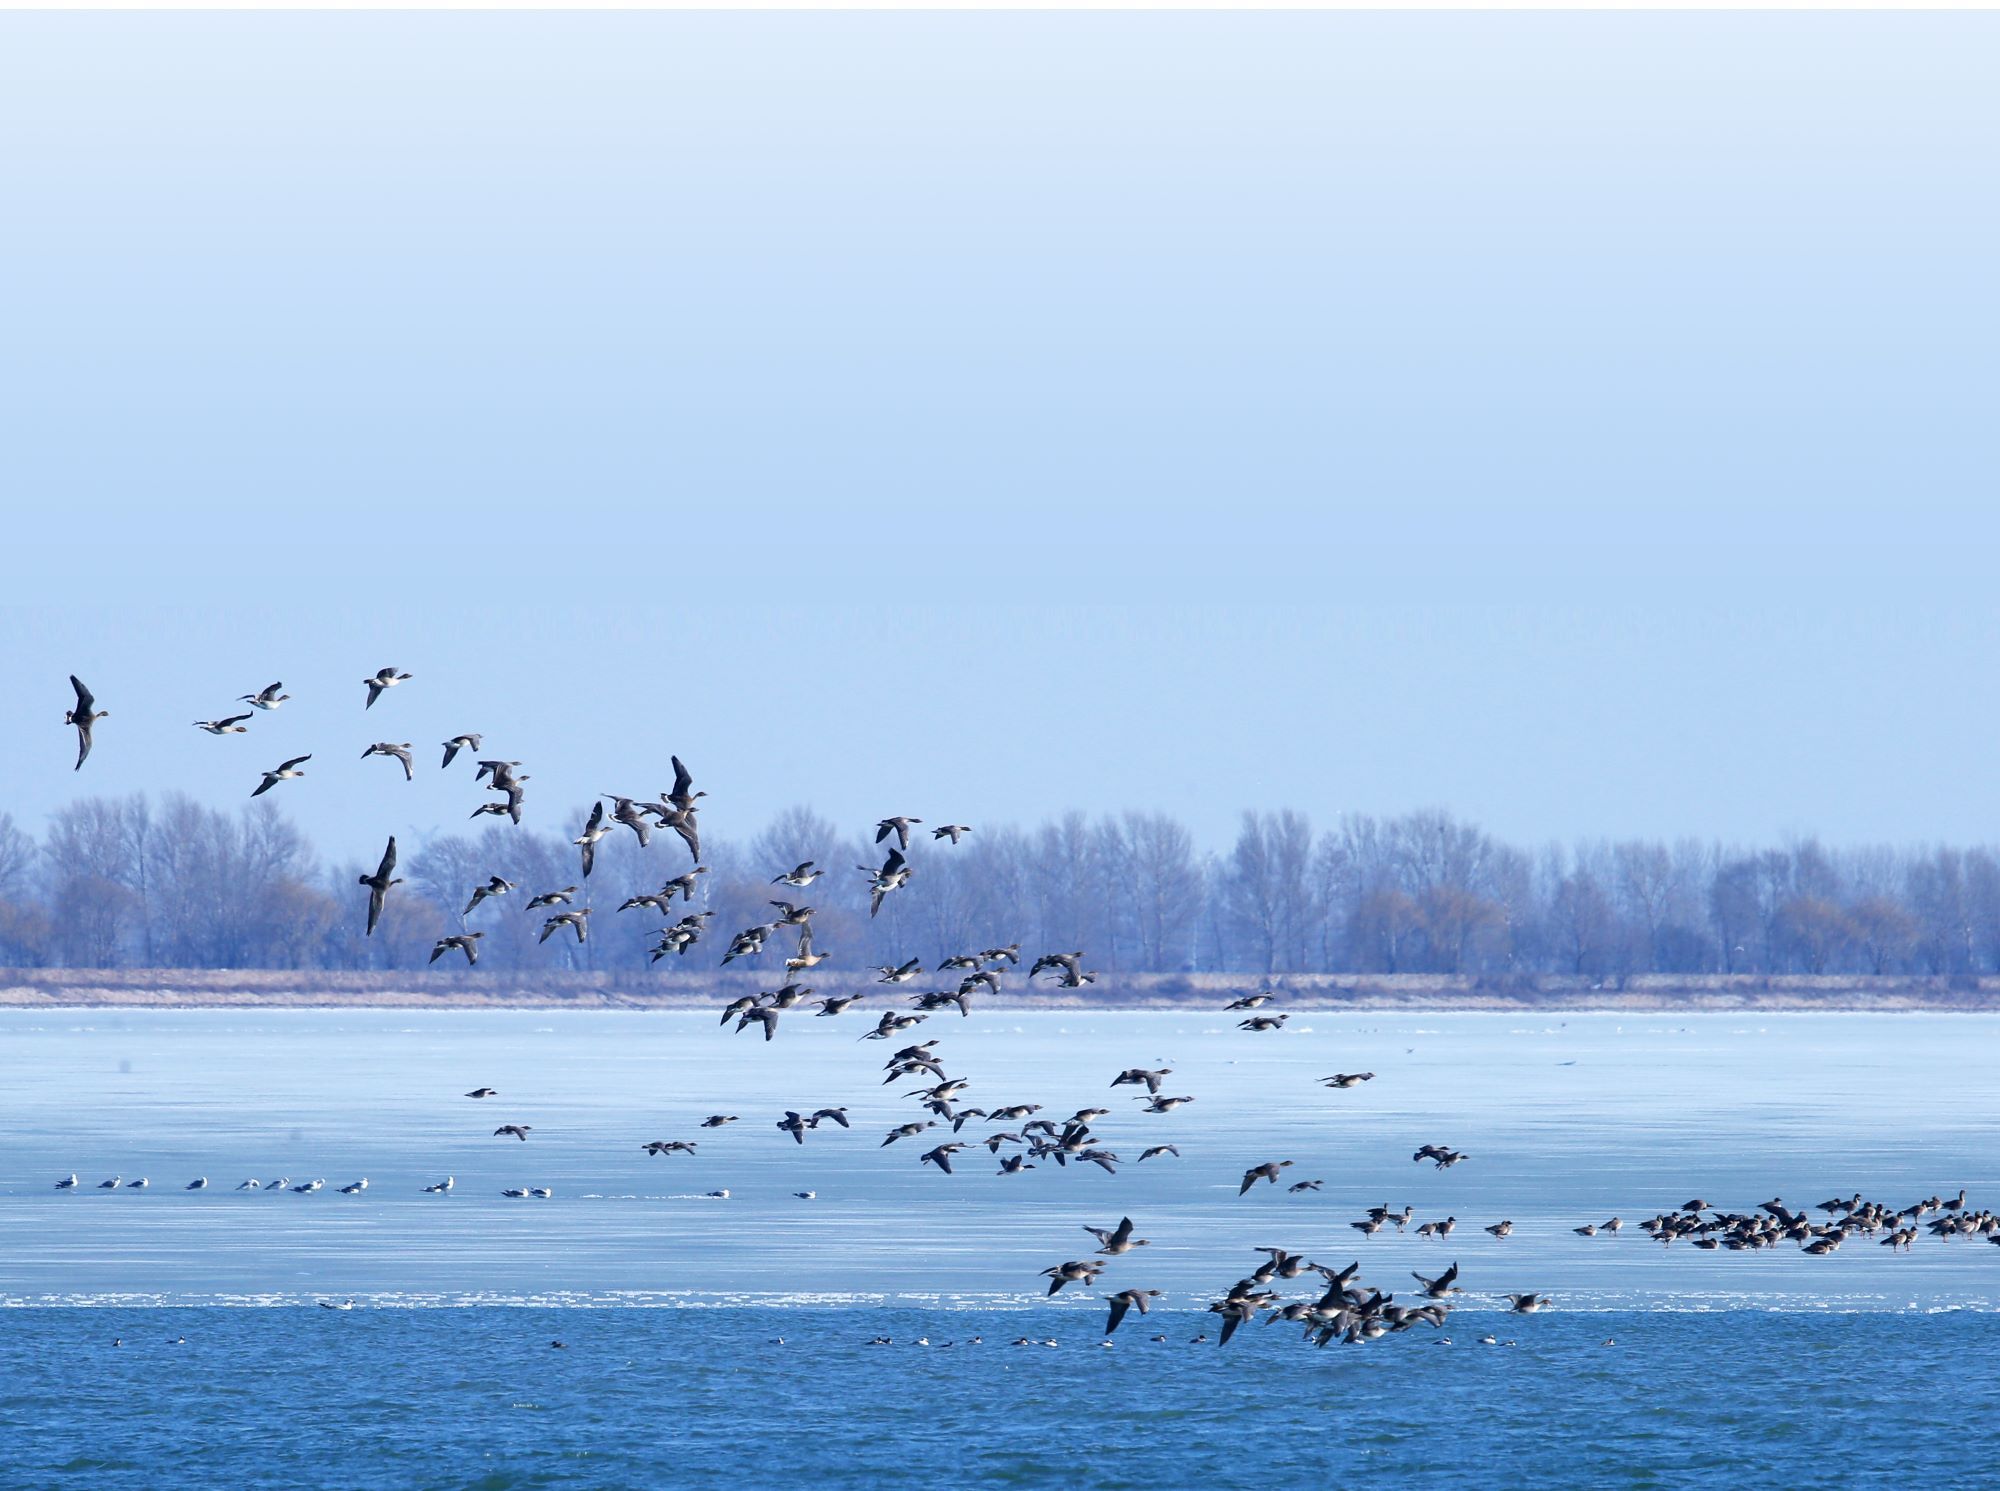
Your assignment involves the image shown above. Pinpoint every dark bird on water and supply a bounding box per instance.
[359,837,401,936]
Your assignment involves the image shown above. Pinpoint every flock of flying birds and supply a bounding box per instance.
[52,671,1999,1344]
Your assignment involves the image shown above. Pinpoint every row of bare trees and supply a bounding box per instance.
[2,795,1997,980]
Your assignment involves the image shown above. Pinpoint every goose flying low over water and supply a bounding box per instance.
[1240,1161,1295,1194]
[193,714,252,735]
[1111,1068,1173,1094]
[494,1125,532,1141]
[64,676,107,769]
[359,837,401,937]
[1084,1217,1149,1254]
[239,682,290,710]
[363,667,413,708]
[440,734,482,768]
[1103,1289,1164,1336]
[466,1088,498,1099]
[253,755,311,797]
[361,742,415,781]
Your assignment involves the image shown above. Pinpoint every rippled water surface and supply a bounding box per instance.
[3,1010,1998,1486]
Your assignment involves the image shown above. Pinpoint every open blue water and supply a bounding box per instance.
[3,1010,1999,1485]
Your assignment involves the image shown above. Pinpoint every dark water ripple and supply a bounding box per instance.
[4,1308,2000,1489]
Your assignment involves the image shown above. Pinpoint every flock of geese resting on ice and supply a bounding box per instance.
[51,672,2000,1346]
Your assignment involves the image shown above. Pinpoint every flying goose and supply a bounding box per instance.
[494,1125,532,1141]
[1138,1094,1195,1114]
[1238,1015,1287,1032]
[1103,1289,1164,1336]
[1138,1145,1180,1162]
[475,759,524,789]
[607,796,652,848]
[573,801,613,878]
[1508,1292,1550,1313]
[997,1154,1034,1175]
[193,714,252,735]
[1110,1068,1173,1094]
[875,816,922,850]
[253,754,311,797]
[359,836,401,936]
[362,667,413,708]
[772,862,822,887]
[643,1141,697,1156]
[526,887,579,911]
[361,742,415,781]
[440,734,482,769]
[466,1088,498,1098]
[1240,1161,1294,1194]
[919,1143,965,1174]
[1223,993,1272,1011]
[429,932,483,966]
[239,682,289,710]
[699,1115,738,1128]
[1323,1072,1376,1089]
[735,1005,781,1042]
[539,908,590,944]
[1412,1263,1462,1299]
[776,1111,809,1144]
[464,876,516,916]
[931,824,972,844]
[1084,1216,1149,1255]
[662,868,708,901]
[784,927,829,978]
[1042,1260,1105,1295]
[809,1108,850,1129]
[877,957,923,984]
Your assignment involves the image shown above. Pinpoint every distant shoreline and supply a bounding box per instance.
[3,969,1997,1014]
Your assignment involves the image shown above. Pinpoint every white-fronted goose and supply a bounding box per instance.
[361,742,414,781]
[772,861,822,887]
[931,825,971,844]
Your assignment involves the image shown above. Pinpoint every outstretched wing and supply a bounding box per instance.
[670,755,693,801]
[70,675,94,712]
[1105,1296,1132,1336]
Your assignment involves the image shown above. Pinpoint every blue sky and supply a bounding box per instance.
[2,12,1996,857]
